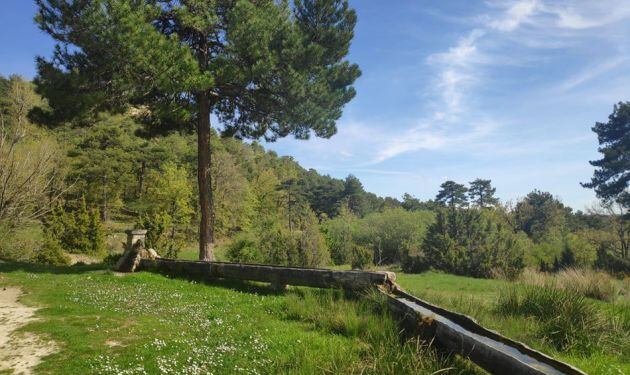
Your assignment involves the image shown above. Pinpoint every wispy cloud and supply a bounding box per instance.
[553,56,628,93]
[488,0,540,31]
[370,0,630,164]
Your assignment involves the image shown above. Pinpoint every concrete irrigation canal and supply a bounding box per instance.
[116,231,587,375]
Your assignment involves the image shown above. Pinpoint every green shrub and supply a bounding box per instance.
[423,208,526,278]
[401,246,429,273]
[102,252,123,266]
[227,225,329,268]
[33,237,70,266]
[43,199,104,255]
[226,232,265,264]
[350,244,372,270]
[136,212,184,258]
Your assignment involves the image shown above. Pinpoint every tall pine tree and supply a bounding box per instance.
[435,180,468,209]
[35,0,360,260]
[582,102,630,209]
[468,178,499,208]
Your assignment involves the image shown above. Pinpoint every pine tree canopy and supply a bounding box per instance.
[582,102,630,208]
[34,0,361,260]
[435,180,468,208]
[468,178,498,208]
[34,0,360,139]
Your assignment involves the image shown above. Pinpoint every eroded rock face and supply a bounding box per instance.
[0,287,57,375]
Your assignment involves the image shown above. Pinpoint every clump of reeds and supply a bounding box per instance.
[518,267,623,302]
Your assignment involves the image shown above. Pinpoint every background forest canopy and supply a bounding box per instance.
[1,72,628,278]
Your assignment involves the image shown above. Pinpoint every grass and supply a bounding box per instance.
[395,271,630,375]
[0,262,479,375]
[496,284,629,356]
[518,267,628,302]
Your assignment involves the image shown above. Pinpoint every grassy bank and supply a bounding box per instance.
[396,272,630,375]
[0,262,479,375]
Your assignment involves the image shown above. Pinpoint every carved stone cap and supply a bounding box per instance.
[125,229,148,235]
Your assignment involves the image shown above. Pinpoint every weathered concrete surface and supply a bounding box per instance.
[383,287,587,375]
[137,258,395,291]
[128,255,585,374]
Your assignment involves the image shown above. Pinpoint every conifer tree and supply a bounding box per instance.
[582,102,630,209]
[435,180,468,209]
[468,178,499,208]
[35,0,360,260]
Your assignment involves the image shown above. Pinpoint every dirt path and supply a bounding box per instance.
[0,287,57,375]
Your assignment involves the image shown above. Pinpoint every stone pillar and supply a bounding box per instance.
[125,229,147,251]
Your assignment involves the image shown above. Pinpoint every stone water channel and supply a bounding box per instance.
[117,230,587,375]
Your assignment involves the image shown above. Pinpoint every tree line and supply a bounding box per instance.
[0,73,627,277]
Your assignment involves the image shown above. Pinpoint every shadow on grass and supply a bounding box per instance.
[0,260,346,300]
[139,266,302,297]
[0,260,108,275]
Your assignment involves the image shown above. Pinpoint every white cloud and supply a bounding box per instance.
[544,1,630,29]
[369,0,630,165]
[489,0,540,31]
[372,117,498,164]
[554,56,628,93]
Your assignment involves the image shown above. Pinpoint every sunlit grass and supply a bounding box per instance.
[395,271,630,375]
[0,263,478,375]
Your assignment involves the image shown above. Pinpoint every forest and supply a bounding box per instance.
[1,74,628,279]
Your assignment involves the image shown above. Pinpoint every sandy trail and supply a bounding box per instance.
[0,287,57,375]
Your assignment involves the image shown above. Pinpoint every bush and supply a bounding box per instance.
[422,208,526,278]
[43,199,104,255]
[321,206,356,265]
[226,232,265,264]
[136,212,184,258]
[33,237,70,266]
[323,207,434,266]
[350,244,372,270]
[102,252,123,266]
[227,225,329,268]
[401,245,429,273]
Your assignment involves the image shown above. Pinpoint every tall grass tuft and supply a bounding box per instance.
[496,284,629,356]
[518,267,623,302]
[283,288,482,374]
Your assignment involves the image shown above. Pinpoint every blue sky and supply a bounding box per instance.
[2,1,629,209]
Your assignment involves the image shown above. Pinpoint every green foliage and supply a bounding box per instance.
[323,207,433,266]
[435,180,468,208]
[34,236,70,266]
[321,204,356,265]
[468,178,499,208]
[350,244,372,270]
[228,208,329,268]
[356,208,433,265]
[496,285,628,356]
[0,75,64,227]
[582,102,630,209]
[225,232,265,264]
[136,212,183,258]
[423,208,526,278]
[43,199,104,255]
[513,190,569,243]
[65,114,141,220]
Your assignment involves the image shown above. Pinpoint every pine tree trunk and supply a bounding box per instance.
[197,92,214,261]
